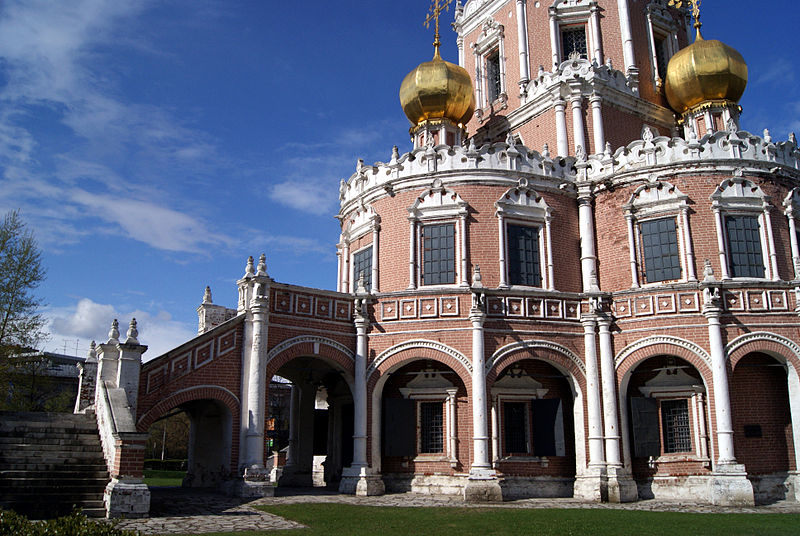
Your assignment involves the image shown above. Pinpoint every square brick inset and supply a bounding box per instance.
[195,341,214,368]
[381,300,399,320]
[677,292,699,312]
[655,294,676,314]
[217,330,236,356]
[420,298,438,317]
[507,298,524,317]
[295,295,313,315]
[527,298,543,317]
[634,296,653,316]
[171,353,191,379]
[487,297,505,316]
[316,298,332,318]
[440,297,459,316]
[746,290,767,311]
[274,291,292,313]
[768,290,788,311]
[564,301,580,320]
[146,366,167,394]
[725,290,744,311]
[400,299,417,319]
[544,299,562,319]
[334,301,351,320]
[614,299,632,317]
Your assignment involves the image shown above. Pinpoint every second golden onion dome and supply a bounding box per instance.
[399,49,475,128]
[664,32,748,116]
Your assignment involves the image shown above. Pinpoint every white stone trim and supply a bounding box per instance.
[367,339,473,380]
[266,335,355,365]
[487,339,586,376]
[614,335,712,370]
[136,384,240,426]
[783,188,800,278]
[725,331,800,363]
[645,1,680,89]
[471,18,507,109]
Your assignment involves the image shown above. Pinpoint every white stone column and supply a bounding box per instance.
[590,4,603,64]
[589,93,605,154]
[681,208,697,281]
[704,111,714,134]
[763,206,780,280]
[582,317,606,468]
[571,95,586,154]
[498,30,507,96]
[447,388,458,463]
[704,305,736,464]
[286,385,300,467]
[491,396,499,463]
[472,46,483,109]
[352,314,369,470]
[578,192,598,292]
[625,214,639,287]
[371,221,380,293]
[616,0,636,75]
[342,242,351,293]
[788,215,800,279]
[460,213,469,286]
[597,318,620,467]
[646,13,660,84]
[336,244,343,293]
[457,35,465,67]
[549,9,559,68]
[516,0,530,87]
[245,283,269,469]
[545,215,555,290]
[497,213,508,288]
[555,99,568,157]
[713,208,731,279]
[470,308,491,473]
[408,218,417,289]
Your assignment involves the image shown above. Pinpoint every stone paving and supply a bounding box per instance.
[114,487,800,535]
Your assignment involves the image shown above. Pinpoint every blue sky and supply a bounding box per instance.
[0,1,797,359]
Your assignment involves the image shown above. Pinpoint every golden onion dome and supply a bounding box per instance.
[399,48,475,128]
[664,30,748,116]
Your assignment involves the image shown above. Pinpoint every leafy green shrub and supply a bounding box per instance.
[0,509,141,536]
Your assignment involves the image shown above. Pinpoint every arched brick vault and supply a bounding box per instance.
[265,336,356,384]
[615,336,713,384]
[486,340,586,392]
[136,385,240,433]
[367,340,473,391]
[726,331,800,370]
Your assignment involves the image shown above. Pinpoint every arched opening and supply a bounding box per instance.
[378,359,468,494]
[490,359,576,499]
[731,352,795,504]
[274,356,354,490]
[624,355,711,499]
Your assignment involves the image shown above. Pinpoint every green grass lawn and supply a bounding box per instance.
[179,503,800,536]
[143,469,185,487]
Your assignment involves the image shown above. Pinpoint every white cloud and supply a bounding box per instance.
[268,180,340,216]
[46,297,196,361]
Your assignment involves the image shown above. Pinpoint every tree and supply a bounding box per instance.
[0,210,47,409]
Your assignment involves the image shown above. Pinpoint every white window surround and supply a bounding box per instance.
[340,204,380,294]
[783,188,800,279]
[710,175,779,281]
[645,1,681,89]
[490,366,550,462]
[399,368,459,465]
[637,366,709,463]
[408,181,469,289]
[471,18,506,110]
[623,180,696,287]
[495,180,554,290]
[549,0,602,67]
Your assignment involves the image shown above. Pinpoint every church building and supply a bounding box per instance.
[76,0,800,517]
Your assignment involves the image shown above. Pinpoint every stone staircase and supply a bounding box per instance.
[0,411,109,519]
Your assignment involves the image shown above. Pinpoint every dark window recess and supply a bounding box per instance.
[743,424,763,438]
[561,26,588,59]
[661,399,691,453]
[486,49,502,102]
[352,246,372,291]
[508,224,542,286]
[630,397,660,457]
[639,217,681,283]
[419,401,444,453]
[383,398,415,456]
[313,409,329,456]
[531,398,565,456]
[422,223,456,285]
[654,36,670,79]
[503,402,529,454]
[341,403,354,467]
[725,215,765,278]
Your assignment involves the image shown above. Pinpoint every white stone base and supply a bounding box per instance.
[709,464,754,506]
[463,477,503,503]
[237,479,276,498]
[785,472,800,502]
[499,476,574,499]
[573,468,607,502]
[105,479,150,519]
[383,473,466,495]
[749,472,793,504]
[278,466,313,487]
[338,466,385,496]
[606,467,638,503]
[637,475,714,501]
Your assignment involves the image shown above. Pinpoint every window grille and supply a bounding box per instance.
[419,401,444,454]
[352,246,372,291]
[639,217,681,283]
[508,224,542,286]
[725,215,765,278]
[503,402,528,454]
[561,26,587,59]
[422,223,455,285]
[661,399,691,453]
[486,49,502,102]
[654,36,670,80]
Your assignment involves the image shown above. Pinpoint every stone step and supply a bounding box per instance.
[1,470,108,479]
[0,430,101,440]
[0,455,106,466]
[0,440,103,451]
[0,410,95,423]
[1,475,109,487]
[0,462,107,472]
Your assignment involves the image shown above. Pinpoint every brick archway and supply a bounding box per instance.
[137,385,240,432]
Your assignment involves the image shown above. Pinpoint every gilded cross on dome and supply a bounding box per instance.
[423,0,453,55]
[668,0,702,30]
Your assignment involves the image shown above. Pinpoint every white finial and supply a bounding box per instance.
[203,286,212,304]
[108,319,120,343]
[356,158,364,173]
[790,132,797,146]
[468,136,477,152]
[726,117,738,132]
[703,259,716,282]
[641,125,654,143]
[126,318,139,344]
[391,145,400,163]
[687,122,697,141]
[355,272,367,294]
[506,131,514,146]
[604,141,612,157]
[257,254,267,276]
[245,256,255,277]
[575,144,586,162]
[472,265,483,288]
[606,57,613,69]
[763,129,772,143]
[87,341,97,364]
[542,143,550,158]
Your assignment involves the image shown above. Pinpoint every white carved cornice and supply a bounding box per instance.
[367,339,473,379]
[724,331,800,364]
[614,335,712,370]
